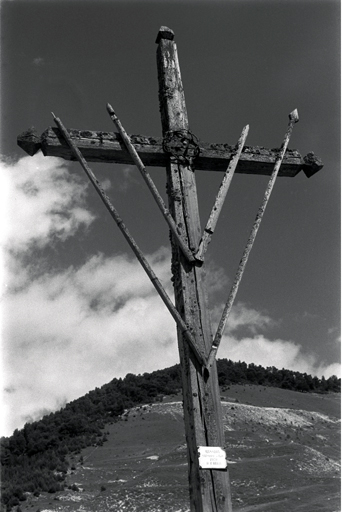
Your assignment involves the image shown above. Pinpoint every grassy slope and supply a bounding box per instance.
[19,385,340,512]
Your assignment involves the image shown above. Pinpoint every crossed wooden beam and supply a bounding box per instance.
[17,26,325,511]
[18,124,322,178]
[17,103,314,370]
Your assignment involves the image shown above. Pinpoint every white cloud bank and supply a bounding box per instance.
[1,154,340,437]
[1,152,94,254]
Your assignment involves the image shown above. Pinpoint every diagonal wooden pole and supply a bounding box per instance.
[52,112,206,368]
[196,124,249,262]
[106,103,197,264]
[207,109,299,369]
[16,24,323,512]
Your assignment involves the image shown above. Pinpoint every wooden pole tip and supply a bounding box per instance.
[106,103,115,117]
[289,109,299,123]
[155,26,174,44]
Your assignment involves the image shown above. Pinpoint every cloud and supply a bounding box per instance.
[119,166,141,192]
[217,333,341,380]
[2,247,176,437]
[1,153,95,289]
[1,154,340,438]
[211,299,340,380]
[211,301,275,336]
[101,178,112,191]
[32,57,45,67]
[2,243,339,437]
[327,326,341,346]
[1,153,94,253]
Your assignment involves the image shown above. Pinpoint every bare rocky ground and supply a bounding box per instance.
[19,385,340,512]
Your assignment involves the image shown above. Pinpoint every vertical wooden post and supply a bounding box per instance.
[156,27,233,512]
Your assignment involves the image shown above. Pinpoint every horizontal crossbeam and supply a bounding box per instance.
[17,127,323,178]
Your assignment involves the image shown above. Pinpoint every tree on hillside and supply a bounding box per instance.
[1,359,340,508]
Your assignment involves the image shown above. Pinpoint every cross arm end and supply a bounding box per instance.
[302,152,324,178]
[17,127,42,156]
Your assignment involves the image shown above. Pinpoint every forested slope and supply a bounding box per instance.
[1,359,340,510]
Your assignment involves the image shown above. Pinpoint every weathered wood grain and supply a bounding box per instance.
[157,26,232,512]
[207,110,300,370]
[17,126,323,178]
[53,112,206,368]
[196,124,249,261]
[106,103,196,264]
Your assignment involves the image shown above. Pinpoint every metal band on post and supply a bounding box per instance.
[162,129,200,166]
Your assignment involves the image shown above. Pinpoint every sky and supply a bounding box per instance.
[0,0,340,437]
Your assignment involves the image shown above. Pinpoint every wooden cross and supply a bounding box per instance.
[17,26,323,512]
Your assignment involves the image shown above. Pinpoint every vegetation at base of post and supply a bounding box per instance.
[1,359,339,510]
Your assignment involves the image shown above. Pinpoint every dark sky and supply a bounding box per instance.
[1,0,340,436]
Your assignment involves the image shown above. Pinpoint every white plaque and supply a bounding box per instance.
[198,446,227,469]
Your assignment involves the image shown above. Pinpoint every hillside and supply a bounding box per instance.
[1,360,340,511]
[11,385,340,512]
